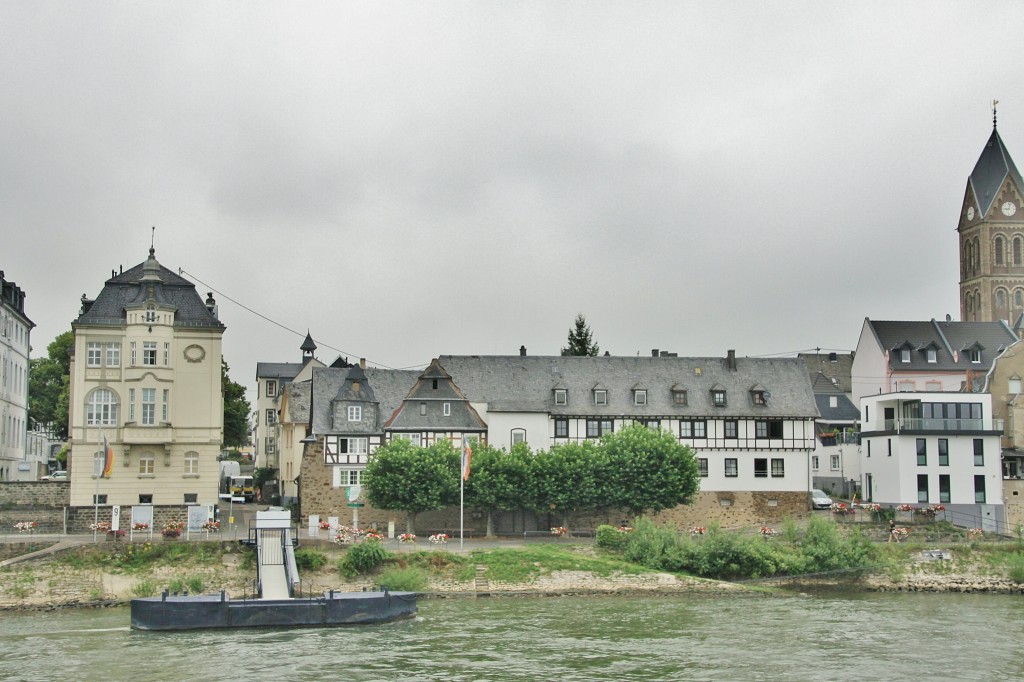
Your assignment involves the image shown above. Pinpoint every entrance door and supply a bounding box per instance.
[865,474,873,502]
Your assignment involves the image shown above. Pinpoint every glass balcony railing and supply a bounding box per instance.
[880,418,1003,432]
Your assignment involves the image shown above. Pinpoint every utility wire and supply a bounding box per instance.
[177,268,426,371]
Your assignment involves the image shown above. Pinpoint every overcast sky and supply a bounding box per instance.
[4,2,1022,404]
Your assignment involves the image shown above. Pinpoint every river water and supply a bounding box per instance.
[3,591,1022,681]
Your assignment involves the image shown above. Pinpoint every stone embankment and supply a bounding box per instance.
[864,573,1024,594]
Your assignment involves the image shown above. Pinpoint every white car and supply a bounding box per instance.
[43,471,68,481]
[810,489,833,509]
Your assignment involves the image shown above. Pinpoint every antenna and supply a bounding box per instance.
[150,226,156,250]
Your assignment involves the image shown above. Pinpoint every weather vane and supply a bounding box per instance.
[993,100,999,129]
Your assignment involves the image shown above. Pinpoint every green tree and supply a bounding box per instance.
[464,442,532,537]
[222,358,251,447]
[28,331,74,438]
[363,438,460,534]
[600,423,701,517]
[561,313,600,356]
[529,440,607,529]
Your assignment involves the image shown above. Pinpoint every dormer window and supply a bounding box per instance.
[634,389,647,406]
[443,402,451,416]
[970,349,982,363]
[926,349,937,363]
[348,405,361,422]
[553,389,567,405]
[672,389,687,406]
[900,349,911,363]
[594,389,607,406]
[711,389,726,407]
[145,305,156,323]
[751,390,767,406]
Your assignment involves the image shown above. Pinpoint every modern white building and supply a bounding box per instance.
[859,391,1004,530]
[0,271,34,481]
[68,248,225,510]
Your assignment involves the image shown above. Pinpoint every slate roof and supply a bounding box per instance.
[384,359,488,432]
[283,380,311,424]
[438,354,819,418]
[75,249,223,329]
[969,128,1024,216]
[799,352,854,394]
[865,319,1017,372]
[309,366,420,434]
[256,362,305,383]
[810,373,860,422]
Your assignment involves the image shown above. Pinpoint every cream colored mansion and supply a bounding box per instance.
[68,248,225,509]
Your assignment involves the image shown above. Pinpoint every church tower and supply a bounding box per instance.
[959,106,1024,325]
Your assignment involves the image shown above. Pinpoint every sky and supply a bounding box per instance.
[4,2,1023,406]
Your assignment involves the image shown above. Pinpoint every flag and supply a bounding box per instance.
[461,437,473,481]
[102,436,114,478]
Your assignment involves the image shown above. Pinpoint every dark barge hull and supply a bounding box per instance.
[130,591,417,631]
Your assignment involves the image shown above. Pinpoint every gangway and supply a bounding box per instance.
[246,510,300,600]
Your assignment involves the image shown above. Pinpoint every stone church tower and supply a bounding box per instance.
[959,110,1024,325]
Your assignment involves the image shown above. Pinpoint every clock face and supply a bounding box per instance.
[967,206,975,220]
[1003,201,1017,217]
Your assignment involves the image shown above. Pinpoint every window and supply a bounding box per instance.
[139,453,155,475]
[339,438,368,455]
[974,439,984,466]
[917,474,928,503]
[145,304,156,322]
[184,451,199,475]
[130,341,137,365]
[971,349,982,364]
[672,390,687,406]
[751,390,766,405]
[128,388,135,421]
[266,409,276,426]
[348,405,362,422]
[163,342,170,366]
[443,403,451,417]
[756,421,768,438]
[419,403,426,416]
[266,380,277,397]
[184,493,198,505]
[143,341,157,366]
[830,454,840,470]
[754,458,768,478]
[698,458,708,477]
[87,389,119,426]
[712,390,726,407]
[996,236,1005,265]
[266,437,276,454]
[586,419,613,438]
[724,458,738,477]
[554,418,568,438]
[938,439,948,466]
[1015,237,1022,266]
[340,469,363,487]
[900,349,911,363]
[812,455,819,470]
[755,420,783,438]
[634,389,647,405]
[926,349,937,363]
[939,475,951,503]
[511,429,526,445]
[916,438,927,466]
[106,343,120,367]
[724,420,738,439]
[771,458,785,477]
[87,342,102,367]
[1011,378,1022,394]
[975,475,986,503]
[642,419,660,431]
[997,288,1008,309]
[139,494,153,504]
[680,420,706,438]
[554,389,567,405]
[887,439,892,457]
[160,389,168,421]
[594,389,607,406]
[93,494,108,505]
[141,388,156,425]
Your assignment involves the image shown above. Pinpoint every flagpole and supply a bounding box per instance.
[93,426,100,542]
[460,468,464,550]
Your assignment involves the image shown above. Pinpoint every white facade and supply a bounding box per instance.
[0,272,33,481]
[859,392,1003,528]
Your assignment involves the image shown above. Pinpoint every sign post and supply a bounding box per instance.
[346,485,364,534]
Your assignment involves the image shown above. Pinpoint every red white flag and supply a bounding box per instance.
[461,437,473,481]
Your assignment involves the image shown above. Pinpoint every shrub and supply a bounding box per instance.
[596,524,628,550]
[1007,552,1024,583]
[131,578,158,598]
[340,541,389,577]
[168,577,186,593]
[186,575,205,593]
[294,548,328,571]
[377,566,428,592]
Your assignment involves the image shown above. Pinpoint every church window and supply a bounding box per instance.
[1015,237,1022,266]
[1016,289,1024,308]
[973,237,981,270]
[996,236,1005,265]
[965,294,973,312]
[996,288,1008,309]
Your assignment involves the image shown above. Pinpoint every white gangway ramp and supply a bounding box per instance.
[255,510,297,601]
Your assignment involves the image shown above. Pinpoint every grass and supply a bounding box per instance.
[54,541,226,573]
[130,579,158,598]
[459,544,649,583]
[377,566,429,591]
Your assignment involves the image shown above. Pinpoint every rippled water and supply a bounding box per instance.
[4,592,1023,681]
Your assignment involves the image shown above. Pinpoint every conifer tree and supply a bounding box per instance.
[561,313,600,356]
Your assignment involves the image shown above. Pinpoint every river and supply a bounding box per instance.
[3,591,1023,681]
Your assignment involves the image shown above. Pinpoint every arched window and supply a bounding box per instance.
[996,288,1008,309]
[965,240,973,275]
[511,428,526,448]
[996,236,1005,265]
[1015,237,1022,266]
[1015,289,1024,308]
[974,237,982,270]
[86,388,119,426]
[966,293,973,312]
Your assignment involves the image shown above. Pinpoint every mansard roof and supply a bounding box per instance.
[969,128,1024,216]
[437,354,818,418]
[75,248,223,329]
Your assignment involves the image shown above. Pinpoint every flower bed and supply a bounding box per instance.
[398,533,416,544]
[162,521,184,538]
[14,521,37,533]
[550,527,569,537]
[428,533,449,545]
[89,522,111,534]
[202,520,221,532]
[132,523,150,531]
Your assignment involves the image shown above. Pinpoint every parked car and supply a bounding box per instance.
[43,471,68,481]
[810,489,833,509]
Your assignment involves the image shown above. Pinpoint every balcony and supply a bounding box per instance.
[879,418,1003,433]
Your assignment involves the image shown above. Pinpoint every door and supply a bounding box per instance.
[865,474,873,502]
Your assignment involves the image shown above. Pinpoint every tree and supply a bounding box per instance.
[28,331,74,438]
[561,313,600,356]
[362,438,460,533]
[601,423,701,517]
[528,440,608,528]
[222,358,251,447]
[464,442,532,537]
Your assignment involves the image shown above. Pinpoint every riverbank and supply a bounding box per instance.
[2,538,1023,612]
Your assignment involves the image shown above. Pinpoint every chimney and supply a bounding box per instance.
[726,349,737,371]
[651,349,659,357]
[359,358,366,369]
[520,345,527,356]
